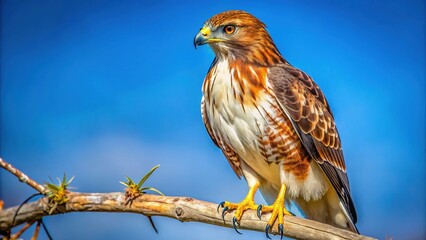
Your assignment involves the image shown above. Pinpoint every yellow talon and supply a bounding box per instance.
[260,184,293,239]
[219,182,292,238]
[219,182,260,233]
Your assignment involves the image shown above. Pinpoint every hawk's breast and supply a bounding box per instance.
[202,59,328,201]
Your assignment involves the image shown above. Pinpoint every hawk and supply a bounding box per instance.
[194,10,358,238]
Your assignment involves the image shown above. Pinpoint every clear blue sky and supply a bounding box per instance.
[1,0,425,239]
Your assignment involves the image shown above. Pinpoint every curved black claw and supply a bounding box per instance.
[257,205,263,219]
[232,216,242,234]
[221,206,229,221]
[217,201,225,213]
[278,223,284,240]
[265,224,272,239]
[290,211,296,216]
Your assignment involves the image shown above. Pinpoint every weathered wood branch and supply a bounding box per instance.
[0,192,374,240]
[0,157,375,239]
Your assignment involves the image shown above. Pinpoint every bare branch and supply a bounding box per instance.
[0,157,375,239]
[10,220,36,240]
[0,158,47,194]
[0,192,374,240]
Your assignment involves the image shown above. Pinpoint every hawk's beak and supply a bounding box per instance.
[194,26,211,49]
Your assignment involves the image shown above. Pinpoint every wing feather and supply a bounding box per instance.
[268,64,357,223]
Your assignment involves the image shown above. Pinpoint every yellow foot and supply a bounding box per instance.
[257,184,294,239]
[217,182,260,234]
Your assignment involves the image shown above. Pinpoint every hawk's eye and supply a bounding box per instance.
[223,25,236,35]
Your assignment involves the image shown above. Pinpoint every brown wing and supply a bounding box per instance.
[268,64,357,224]
[201,97,243,178]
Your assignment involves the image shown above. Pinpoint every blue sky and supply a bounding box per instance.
[1,0,425,239]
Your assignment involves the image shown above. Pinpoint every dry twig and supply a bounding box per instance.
[0,158,46,194]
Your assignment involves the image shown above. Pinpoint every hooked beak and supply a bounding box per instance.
[194,26,225,48]
[194,26,211,48]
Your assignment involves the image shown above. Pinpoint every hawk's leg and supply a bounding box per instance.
[258,183,294,239]
[218,181,260,234]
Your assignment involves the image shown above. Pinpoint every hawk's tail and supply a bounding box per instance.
[295,184,359,234]
[339,200,359,233]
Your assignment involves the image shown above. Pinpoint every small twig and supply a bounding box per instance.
[30,220,41,240]
[10,220,36,240]
[147,216,158,234]
[40,219,53,240]
[0,158,47,194]
[12,193,42,228]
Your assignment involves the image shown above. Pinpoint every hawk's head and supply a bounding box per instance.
[194,10,284,66]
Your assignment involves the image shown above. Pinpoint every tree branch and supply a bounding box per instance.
[0,192,374,240]
[0,158,46,194]
[0,157,375,240]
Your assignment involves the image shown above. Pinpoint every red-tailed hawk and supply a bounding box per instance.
[194,10,358,238]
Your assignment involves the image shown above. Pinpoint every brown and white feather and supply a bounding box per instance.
[198,10,358,233]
